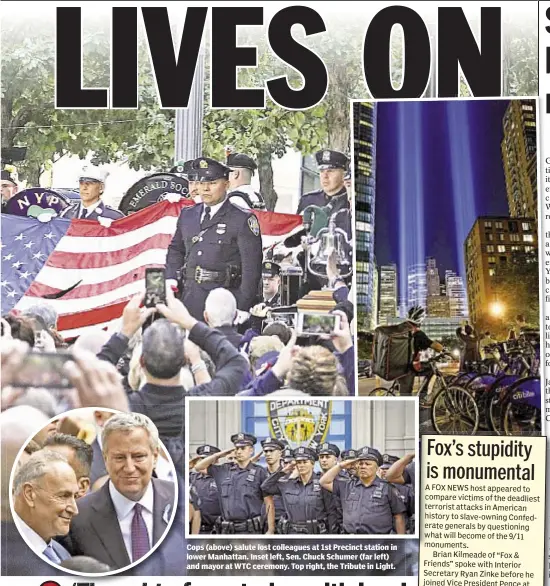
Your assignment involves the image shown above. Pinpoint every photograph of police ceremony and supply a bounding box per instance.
[353,100,541,438]
[3,408,180,576]
[187,399,416,536]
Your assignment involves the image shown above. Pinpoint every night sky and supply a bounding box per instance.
[374,100,510,281]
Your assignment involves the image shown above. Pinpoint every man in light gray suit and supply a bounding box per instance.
[13,450,78,564]
[67,413,175,571]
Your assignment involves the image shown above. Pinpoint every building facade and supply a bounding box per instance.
[426,294,451,318]
[353,102,377,331]
[188,399,416,463]
[445,271,468,319]
[464,216,537,325]
[426,257,441,297]
[501,100,538,222]
[378,263,398,325]
[407,262,427,310]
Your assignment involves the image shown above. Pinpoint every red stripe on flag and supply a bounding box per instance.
[253,210,302,236]
[45,233,173,269]
[57,301,129,331]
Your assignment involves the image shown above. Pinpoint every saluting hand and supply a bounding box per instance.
[282,460,296,474]
[340,459,359,469]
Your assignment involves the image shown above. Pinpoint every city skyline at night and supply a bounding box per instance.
[374,99,511,291]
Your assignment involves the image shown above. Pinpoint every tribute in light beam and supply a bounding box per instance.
[445,101,477,280]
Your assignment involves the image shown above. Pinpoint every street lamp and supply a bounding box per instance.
[489,300,505,318]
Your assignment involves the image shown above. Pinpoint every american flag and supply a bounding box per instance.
[1,200,303,339]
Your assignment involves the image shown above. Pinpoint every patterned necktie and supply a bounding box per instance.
[43,543,61,564]
[201,206,211,226]
[131,503,150,561]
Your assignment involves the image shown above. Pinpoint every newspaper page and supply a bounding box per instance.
[0,2,546,586]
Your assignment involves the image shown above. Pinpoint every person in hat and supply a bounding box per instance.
[247,260,282,332]
[261,445,333,534]
[296,149,350,215]
[165,157,263,322]
[1,169,18,208]
[378,453,415,534]
[260,438,287,531]
[340,449,358,478]
[316,442,344,532]
[60,164,125,221]
[194,432,275,534]
[320,446,406,534]
[226,152,266,210]
[188,445,222,534]
[181,159,201,203]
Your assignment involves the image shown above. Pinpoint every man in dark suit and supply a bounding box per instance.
[165,157,263,321]
[12,450,77,564]
[67,413,176,571]
[60,164,125,222]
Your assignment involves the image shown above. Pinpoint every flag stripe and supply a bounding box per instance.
[56,216,179,253]
[57,300,130,331]
[46,233,173,269]
[29,248,169,290]
[26,266,151,299]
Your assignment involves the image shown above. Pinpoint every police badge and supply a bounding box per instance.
[248,215,260,236]
[199,159,208,168]
[322,150,331,162]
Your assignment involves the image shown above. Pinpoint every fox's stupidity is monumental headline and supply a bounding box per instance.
[55,5,503,110]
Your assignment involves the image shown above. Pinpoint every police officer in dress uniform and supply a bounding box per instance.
[189,445,222,534]
[320,446,407,535]
[261,446,333,535]
[165,157,263,321]
[227,152,266,210]
[60,164,125,221]
[379,454,415,534]
[260,438,287,532]
[194,433,275,534]
[248,261,282,332]
[297,150,350,216]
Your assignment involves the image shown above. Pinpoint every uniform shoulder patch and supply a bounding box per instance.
[247,214,260,236]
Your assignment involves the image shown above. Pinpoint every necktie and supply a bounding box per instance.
[201,206,211,226]
[131,503,150,561]
[43,543,61,564]
[79,206,87,219]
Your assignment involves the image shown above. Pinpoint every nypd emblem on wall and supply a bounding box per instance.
[267,400,331,450]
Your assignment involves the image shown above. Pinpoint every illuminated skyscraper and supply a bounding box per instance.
[445,270,468,319]
[426,257,440,297]
[501,100,537,223]
[353,102,377,330]
[407,263,427,309]
[378,263,398,325]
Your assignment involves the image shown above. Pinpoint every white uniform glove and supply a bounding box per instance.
[97,216,114,228]
[234,310,250,325]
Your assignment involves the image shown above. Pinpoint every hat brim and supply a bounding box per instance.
[295,456,315,462]
[233,441,253,447]
[318,164,346,171]
[357,455,380,463]
[79,177,102,183]
[317,451,337,456]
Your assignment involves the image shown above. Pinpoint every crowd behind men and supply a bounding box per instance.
[189,434,415,536]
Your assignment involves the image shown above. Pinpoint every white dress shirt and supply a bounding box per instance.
[79,200,102,218]
[200,199,225,223]
[13,511,50,561]
[108,480,154,561]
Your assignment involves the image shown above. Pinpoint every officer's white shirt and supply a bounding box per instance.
[79,200,102,217]
[109,480,154,560]
[228,184,261,210]
[200,199,225,222]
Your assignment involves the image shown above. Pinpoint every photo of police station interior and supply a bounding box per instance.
[2,409,183,576]
[188,399,416,536]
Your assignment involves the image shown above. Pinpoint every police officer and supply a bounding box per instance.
[261,446,333,535]
[60,164,125,221]
[165,157,263,321]
[379,454,415,534]
[320,446,407,535]
[181,159,201,203]
[194,433,275,534]
[297,150,350,215]
[1,169,18,210]
[260,437,287,532]
[189,445,222,534]
[248,261,282,332]
[341,449,358,478]
[227,152,266,210]
[317,442,344,533]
